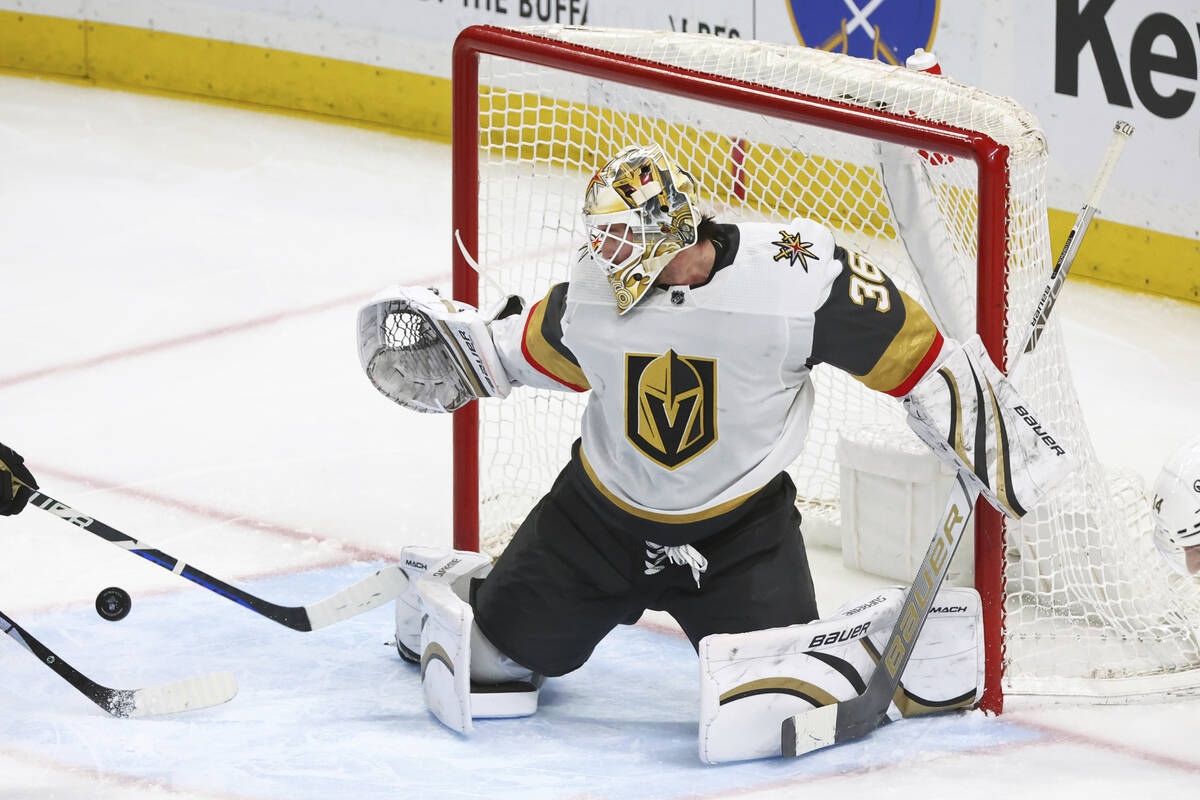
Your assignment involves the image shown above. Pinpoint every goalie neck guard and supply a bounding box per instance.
[582,144,700,314]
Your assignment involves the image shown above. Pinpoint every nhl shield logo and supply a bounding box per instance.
[626,350,717,469]
[786,0,940,65]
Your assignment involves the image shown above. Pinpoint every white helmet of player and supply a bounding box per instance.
[1151,436,1200,576]
[582,144,700,314]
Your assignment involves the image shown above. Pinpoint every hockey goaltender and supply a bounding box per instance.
[355,143,1073,763]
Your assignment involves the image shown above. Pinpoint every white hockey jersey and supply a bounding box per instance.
[489,219,943,529]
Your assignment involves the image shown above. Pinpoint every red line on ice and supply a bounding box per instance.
[34,463,398,564]
[0,291,376,389]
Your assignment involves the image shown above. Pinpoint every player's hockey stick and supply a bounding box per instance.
[1,609,237,717]
[783,120,1134,758]
[22,486,408,632]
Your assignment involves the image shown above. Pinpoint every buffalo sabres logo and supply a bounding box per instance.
[625,350,716,469]
[772,230,818,271]
[785,0,940,65]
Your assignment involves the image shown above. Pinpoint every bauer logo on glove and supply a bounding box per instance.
[1012,405,1066,457]
[357,286,514,414]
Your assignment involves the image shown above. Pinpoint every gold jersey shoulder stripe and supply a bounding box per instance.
[521,285,590,392]
[856,290,942,396]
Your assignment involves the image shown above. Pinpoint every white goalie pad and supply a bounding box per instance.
[357,285,512,414]
[418,577,475,734]
[396,547,492,663]
[699,586,983,764]
[903,334,1077,519]
[414,553,539,734]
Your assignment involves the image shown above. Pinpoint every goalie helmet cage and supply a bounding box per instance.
[449,25,1200,714]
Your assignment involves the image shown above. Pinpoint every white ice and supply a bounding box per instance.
[3,75,1200,799]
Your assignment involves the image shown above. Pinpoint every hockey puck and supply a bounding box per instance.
[95,587,132,621]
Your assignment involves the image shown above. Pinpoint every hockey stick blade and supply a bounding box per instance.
[782,476,976,758]
[122,671,239,718]
[26,488,409,632]
[1,610,238,717]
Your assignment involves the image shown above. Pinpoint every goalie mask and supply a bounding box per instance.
[582,144,700,314]
[1152,436,1200,576]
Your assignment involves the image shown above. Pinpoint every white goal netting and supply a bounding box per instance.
[456,25,1200,703]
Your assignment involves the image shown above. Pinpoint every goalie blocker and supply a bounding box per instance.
[903,334,1075,519]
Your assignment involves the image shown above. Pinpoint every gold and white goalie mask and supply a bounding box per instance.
[582,144,700,314]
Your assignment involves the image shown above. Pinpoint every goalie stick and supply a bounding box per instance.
[1024,121,1135,354]
[1,609,237,717]
[783,120,1134,758]
[22,486,408,632]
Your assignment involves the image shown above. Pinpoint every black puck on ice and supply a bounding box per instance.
[95,587,132,621]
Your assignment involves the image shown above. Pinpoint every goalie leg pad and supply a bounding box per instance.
[873,585,985,721]
[418,577,475,734]
[395,548,491,663]
[468,621,540,719]
[698,586,983,764]
[414,553,539,733]
[699,589,899,764]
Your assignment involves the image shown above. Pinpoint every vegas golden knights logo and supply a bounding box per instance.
[625,350,717,469]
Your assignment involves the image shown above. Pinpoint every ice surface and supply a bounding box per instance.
[2,75,1200,798]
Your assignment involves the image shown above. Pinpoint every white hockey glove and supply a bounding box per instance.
[357,286,515,414]
[903,334,1076,519]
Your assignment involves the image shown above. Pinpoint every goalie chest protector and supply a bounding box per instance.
[559,220,843,522]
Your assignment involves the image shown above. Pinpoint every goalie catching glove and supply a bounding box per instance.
[904,334,1076,518]
[357,286,518,413]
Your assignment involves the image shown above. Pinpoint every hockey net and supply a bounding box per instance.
[450,25,1200,711]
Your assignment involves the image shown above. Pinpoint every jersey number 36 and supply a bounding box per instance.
[847,251,891,313]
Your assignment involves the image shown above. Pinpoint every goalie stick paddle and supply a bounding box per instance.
[783,121,1134,759]
[1,609,237,717]
[23,487,409,632]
